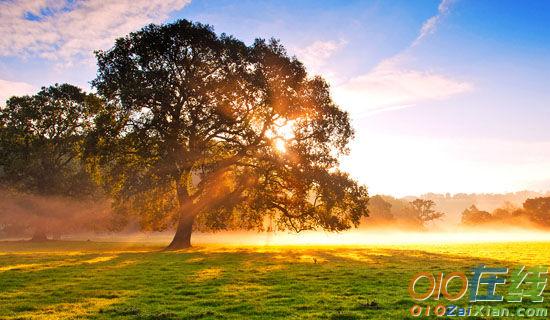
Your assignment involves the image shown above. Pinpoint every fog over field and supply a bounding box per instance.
[2,187,549,244]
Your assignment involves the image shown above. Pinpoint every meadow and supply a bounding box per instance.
[0,240,548,319]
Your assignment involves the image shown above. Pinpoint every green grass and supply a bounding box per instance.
[0,241,548,319]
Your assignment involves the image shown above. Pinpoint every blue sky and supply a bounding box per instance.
[1,0,549,196]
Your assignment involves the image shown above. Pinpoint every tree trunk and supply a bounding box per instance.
[165,181,195,250]
[29,230,49,242]
[165,212,194,250]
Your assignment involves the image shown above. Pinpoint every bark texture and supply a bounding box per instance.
[165,183,195,250]
[165,213,194,250]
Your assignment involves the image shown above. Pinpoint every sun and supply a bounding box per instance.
[274,138,287,153]
[266,119,295,153]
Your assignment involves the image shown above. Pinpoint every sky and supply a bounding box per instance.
[1,0,550,197]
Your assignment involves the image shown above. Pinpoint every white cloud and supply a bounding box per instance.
[0,79,36,105]
[413,0,454,46]
[294,39,347,76]
[333,56,472,115]
[332,0,469,116]
[0,0,191,65]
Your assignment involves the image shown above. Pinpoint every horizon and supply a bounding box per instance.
[374,189,550,200]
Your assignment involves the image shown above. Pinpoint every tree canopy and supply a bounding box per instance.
[523,197,550,227]
[364,195,394,222]
[0,84,101,196]
[0,84,107,240]
[408,199,445,228]
[461,205,492,226]
[460,197,550,229]
[87,19,368,249]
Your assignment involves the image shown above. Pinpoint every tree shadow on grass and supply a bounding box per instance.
[95,246,550,319]
[0,244,548,319]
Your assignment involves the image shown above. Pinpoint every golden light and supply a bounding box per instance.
[267,119,295,153]
[274,138,287,153]
[275,120,295,140]
[187,229,550,248]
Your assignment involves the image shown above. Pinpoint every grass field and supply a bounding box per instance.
[0,240,548,319]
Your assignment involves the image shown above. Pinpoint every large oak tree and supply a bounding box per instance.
[88,20,368,249]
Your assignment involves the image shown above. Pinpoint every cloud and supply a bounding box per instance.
[333,56,472,115]
[292,39,348,85]
[0,79,36,105]
[332,0,469,115]
[294,39,347,76]
[413,0,454,46]
[0,0,191,65]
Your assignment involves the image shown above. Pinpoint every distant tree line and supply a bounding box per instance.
[461,197,550,229]
[364,195,445,229]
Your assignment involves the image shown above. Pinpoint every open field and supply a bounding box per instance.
[0,241,549,319]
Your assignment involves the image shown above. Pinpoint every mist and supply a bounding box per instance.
[2,187,549,245]
[0,188,113,240]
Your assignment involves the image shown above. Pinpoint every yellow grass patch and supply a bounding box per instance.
[8,298,121,320]
[194,267,223,281]
[82,255,117,264]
